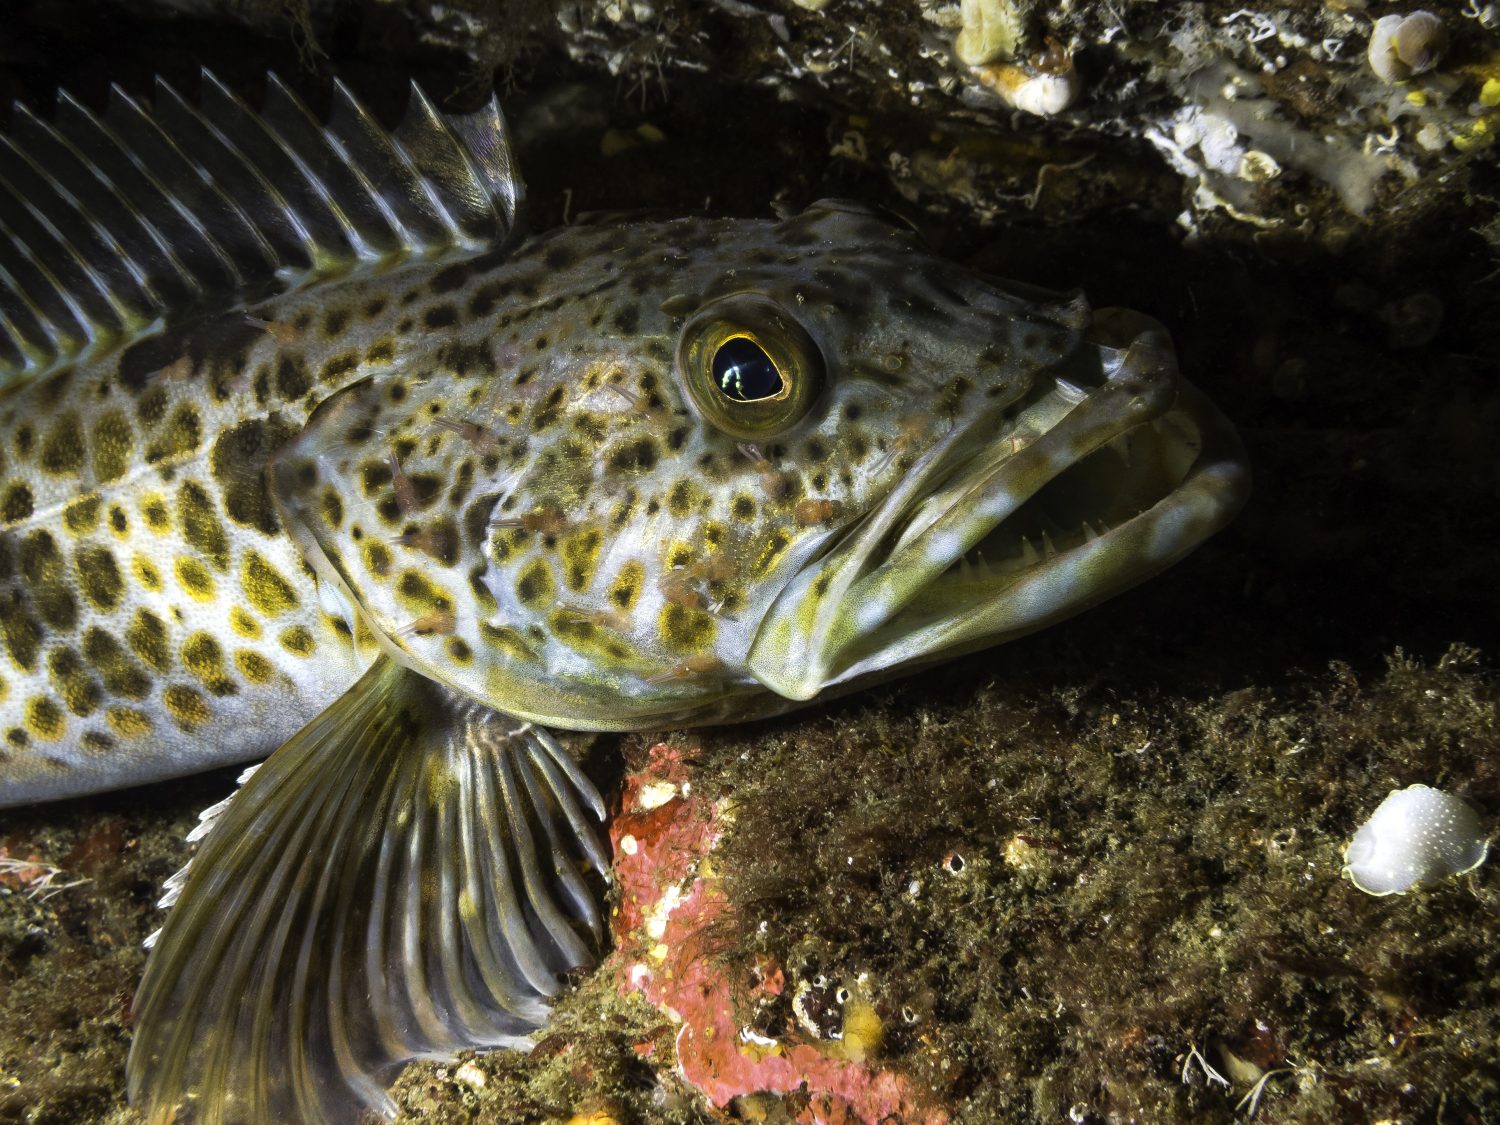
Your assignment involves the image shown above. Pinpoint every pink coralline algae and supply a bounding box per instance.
[608,741,948,1125]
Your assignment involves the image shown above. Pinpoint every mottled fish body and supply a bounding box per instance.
[0,75,1248,1124]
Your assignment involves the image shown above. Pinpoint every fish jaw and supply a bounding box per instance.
[745,311,1250,701]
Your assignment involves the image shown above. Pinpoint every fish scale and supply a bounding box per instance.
[0,75,1249,1124]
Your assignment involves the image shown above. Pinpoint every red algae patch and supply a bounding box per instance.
[609,741,948,1124]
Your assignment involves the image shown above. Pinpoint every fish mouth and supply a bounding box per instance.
[746,310,1251,700]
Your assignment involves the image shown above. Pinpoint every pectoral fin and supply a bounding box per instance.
[127,655,609,1125]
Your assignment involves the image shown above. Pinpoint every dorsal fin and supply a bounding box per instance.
[0,70,523,383]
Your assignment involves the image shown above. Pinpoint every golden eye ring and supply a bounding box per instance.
[676,294,824,440]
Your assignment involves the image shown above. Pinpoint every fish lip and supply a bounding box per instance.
[746,322,1250,700]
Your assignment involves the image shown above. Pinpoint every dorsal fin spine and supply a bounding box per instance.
[55,90,201,301]
[0,72,523,386]
[107,84,247,288]
[0,130,128,336]
[153,79,296,278]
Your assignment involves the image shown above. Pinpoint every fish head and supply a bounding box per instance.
[273,201,1248,725]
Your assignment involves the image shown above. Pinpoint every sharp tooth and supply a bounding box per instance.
[974,552,992,579]
[1081,520,1101,542]
[1020,537,1041,566]
[1041,530,1057,559]
[1109,435,1133,468]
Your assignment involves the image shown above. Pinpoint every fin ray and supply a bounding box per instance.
[128,657,605,1125]
[1,73,523,386]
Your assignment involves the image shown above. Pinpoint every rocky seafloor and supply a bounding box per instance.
[2,1,1499,1122]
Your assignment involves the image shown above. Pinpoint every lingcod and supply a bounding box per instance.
[0,73,1249,1123]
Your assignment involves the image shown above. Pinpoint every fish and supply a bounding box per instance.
[0,72,1249,1124]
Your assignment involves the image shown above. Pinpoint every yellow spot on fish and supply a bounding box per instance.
[279,625,315,657]
[610,560,645,611]
[562,526,604,591]
[479,623,538,664]
[175,557,217,601]
[659,602,716,653]
[133,555,164,593]
[515,559,555,609]
[76,545,124,611]
[26,696,65,740]
[107,707,153,738]
[141,494,172,533]
[92,409,133,484]
[753,529,792,577]
[163,684,210,729]
[234,650,276,684]
[181,632,235,695]
[243,551,300,616]
[396,570,455,615]
[48,647,100,716]
[62,494,101,536]
[230,607,262,638]
[126,609,171,672]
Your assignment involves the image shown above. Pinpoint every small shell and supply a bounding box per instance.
[1368,11,1447,84]
[1342,784,1488,896]
[1238,150,1282,183]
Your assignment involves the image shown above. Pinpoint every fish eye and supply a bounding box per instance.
[713,337,784,402]
[677,294,823,440]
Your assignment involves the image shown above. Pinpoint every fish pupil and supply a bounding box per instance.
[713,337,783,401]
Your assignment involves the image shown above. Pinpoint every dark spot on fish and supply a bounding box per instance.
[612,305,640,334]
[468,279,510,318]
[144,404,200,465]
[85,628,151,698]
[63,495,101,535]
[276,356,311,401]
[211,415,297,534]
[322,354,360,383]
[19,530,75,630]
[0,591,43,671]
[136,385,168,428]
[608,437,660,473]
[179,481,229,570]
[2,484,33,523]
[127,609,171,672]
[425,304,459,329]
[92,410,133,484]
[39,412,87,476]
[76,545,123,610]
